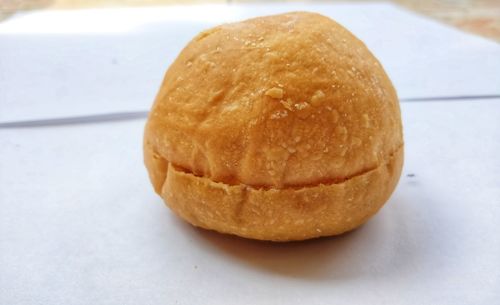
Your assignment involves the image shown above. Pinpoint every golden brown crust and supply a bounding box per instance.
[160,145,403,241]
[144,12,404,241]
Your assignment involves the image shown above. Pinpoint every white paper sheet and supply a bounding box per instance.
[1,99,499,305]
[1,3,500,122]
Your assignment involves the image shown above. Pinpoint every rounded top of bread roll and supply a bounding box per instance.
[145,11,402,192]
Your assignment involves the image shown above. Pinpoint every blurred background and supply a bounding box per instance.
[1,0,499,42]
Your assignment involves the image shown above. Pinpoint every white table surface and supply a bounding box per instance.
[1,3,499,305]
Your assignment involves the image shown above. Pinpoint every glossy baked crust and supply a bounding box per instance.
[144,12,404,241]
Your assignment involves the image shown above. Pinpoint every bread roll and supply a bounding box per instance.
[144,12,404,241]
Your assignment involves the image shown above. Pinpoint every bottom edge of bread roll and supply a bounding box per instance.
[160,145,403,242]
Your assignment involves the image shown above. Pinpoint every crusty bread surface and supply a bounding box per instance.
[144,12,404,241]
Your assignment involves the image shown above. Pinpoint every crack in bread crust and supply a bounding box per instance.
[159,144,404,241]
[161,144,404,192]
